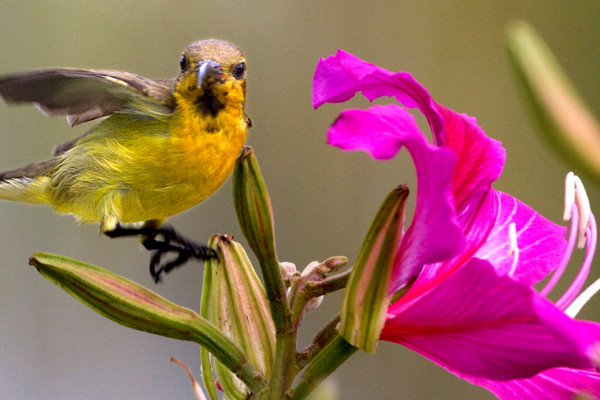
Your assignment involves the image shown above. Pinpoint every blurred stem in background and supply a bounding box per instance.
[506,21,600,186]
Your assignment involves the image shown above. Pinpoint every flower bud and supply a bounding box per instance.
[339,186,408,353]
[200,235,276,399]
[29,252,267,394]
[233,146,278,266]
[232,146,290,331]
[506,22,600,183]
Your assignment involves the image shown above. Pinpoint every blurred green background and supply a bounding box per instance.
[0,1,599,399]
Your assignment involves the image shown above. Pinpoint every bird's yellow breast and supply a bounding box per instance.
[47,98,247,227]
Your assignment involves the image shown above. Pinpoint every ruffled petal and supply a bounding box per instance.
[314,51,509,270]
[381,258,594,381]
[327,105,420,160]
[329,104,465,290]
[439,105,505,214]
[313,50,445,144]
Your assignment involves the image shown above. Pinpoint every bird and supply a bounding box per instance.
[0,39,250,282]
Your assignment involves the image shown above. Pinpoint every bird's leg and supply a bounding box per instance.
[104,222,217,283]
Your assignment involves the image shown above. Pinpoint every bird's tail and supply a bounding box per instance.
[0,159,55,204]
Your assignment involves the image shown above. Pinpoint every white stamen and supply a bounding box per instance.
[566,275,600,318]
[564,172,575,221]
[508,222,519,277]
[565,213,598,317]
[574,175,591,248]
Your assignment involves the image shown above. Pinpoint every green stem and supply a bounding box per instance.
[264,329,298,400]
[304,269,352,298]
[297,314,341,369]
[287,335,357,400]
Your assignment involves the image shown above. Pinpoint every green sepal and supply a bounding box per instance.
[29,252,266,393]
[339,186,408,353]
[506,21,600,185]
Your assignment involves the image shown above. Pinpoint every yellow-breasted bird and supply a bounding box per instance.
[0,39,250,281]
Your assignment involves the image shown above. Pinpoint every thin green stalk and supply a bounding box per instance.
[287,335,357,400]
[304,269,352,298]
[297,314,341,369]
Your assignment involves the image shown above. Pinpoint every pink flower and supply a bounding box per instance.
[313,50,600,397]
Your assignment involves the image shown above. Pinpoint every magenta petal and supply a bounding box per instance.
[471,367,600,400]
[475,191,568,286]
[381,258,594,381]
[329,105,465,290]
[471,321,600,399]
[439,105,505,213]
[328,105,420,160]
[313,50,445,144]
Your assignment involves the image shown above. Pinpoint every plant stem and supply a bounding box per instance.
[297,314,341,369]
[304,269,352,298]
[286,335,357,400]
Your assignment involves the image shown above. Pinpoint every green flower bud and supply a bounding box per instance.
[29,252,266,393]
[507,21,600,184]
[200,235,276,399]
[232,146,290,334]
[339,186,408,353]
[233,146,278,266]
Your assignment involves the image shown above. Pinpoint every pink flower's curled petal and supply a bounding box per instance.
[420,107,507,278]
[327,106,420,160]
[472,367,600,400]
[476,191,568,286]
[314,51,509,267]
[329,105,465,290]
[313,50,445,143]
[381,258,594,381]
[439,105,506,213]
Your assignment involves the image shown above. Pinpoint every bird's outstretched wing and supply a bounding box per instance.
[0,69,177,126]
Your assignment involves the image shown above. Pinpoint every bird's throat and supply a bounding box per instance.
[194,89,225,118]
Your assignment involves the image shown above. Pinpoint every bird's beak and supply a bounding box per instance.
[197,60,224,88]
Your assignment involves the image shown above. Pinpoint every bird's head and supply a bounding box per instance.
[175,39,246,118]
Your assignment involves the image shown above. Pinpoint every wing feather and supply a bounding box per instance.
[0,69,176,126]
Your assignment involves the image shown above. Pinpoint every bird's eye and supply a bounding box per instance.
[233,61,246,80]
[179,55,188,72]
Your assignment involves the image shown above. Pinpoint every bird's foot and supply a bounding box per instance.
[142,226,217,283]
[104,223,216,283]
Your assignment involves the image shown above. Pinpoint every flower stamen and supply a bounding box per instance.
[574,174,591,248]
[540,173,580,297]
[540,203,578,297]
[555,174,595,311]
[507,222,519,277]
[563,171,576,221]
[542,172,598,315]
[565,213,598,317]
